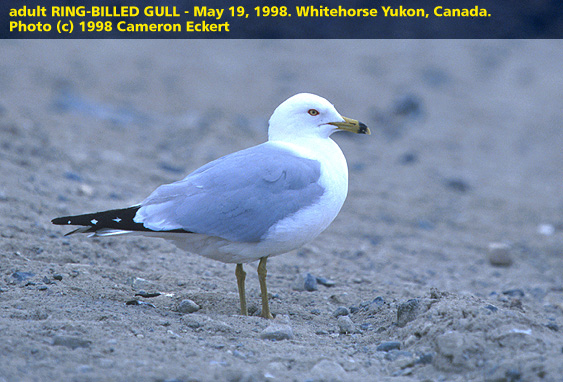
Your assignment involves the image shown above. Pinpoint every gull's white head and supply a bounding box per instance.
[268,93,369,142]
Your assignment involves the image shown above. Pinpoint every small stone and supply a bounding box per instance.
[488,242,513,267]
[77,184,94,196]
[444,178,470,193]
[502,289,525,298]
[546,322,559,331]
[397,299,420,327]
[392,93,423,118]
[53,336,92,349]
[37,286,48,291]
[415,353,433,365]
[376,341,401,352]
[177,299,200,314]
[53,274,63,281]
[337,316,354,334]
[125,300,155,307]
[537,224,555,236]
[484,304,499,312]
[304,273,318,291]
[316,277,336,287]
[399,152,418,165]
[310,360,346,382]
[64,171,83,182]
[260,324,294,341]
[135,291,161,298]
[333,306,350,317]
[12,271,35,283]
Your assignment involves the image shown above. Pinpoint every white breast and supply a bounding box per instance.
[260,138,349,249]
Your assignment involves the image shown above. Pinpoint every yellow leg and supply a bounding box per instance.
[235,263,247,316]
[258,257,274,319]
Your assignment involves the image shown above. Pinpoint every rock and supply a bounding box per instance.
[444,178,471,193]
[310,360,346,382]
[12,271,35,283]
[52,336,92,349]
[337,316,354,334]
[177,299,200,314]
[398,152,418,165]
[415,353,434,365]
[53,274,63,281]
[376,341,401,352]
[304,273,318,291]
[484,304,499,312]
[545,322,559,331]
[135,291,161,298]
[488,242,513,267]
[333,306,350,317]
[260,324,294,341]
[397,299,420,327]
[64,171,83,182]
[77,184,94,196]
[537,223,555,236]
[392,93,423,119]
[502,289,525,298]
[316,276,336,287]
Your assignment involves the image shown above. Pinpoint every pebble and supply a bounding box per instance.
[64,171,83,182]
[537,223,555,236]
[125,300,155,307]
[310,360,346,382]
[545,322,559,331]
[337,316,354,334]
[135,291,161,298]
[398,152,418,165]
[444,177,471,193]
[415,353,434,365]
[396,299,420,327]
[12,271,35,283]
[392,93,423,119]
[52,336,92,349]
[333,306,350,317]
[488,242,513,267]
[177,299,200,314]
[304,273,318,291]
[484,304,499,312]
[316,276,336,287]
[260,324,294,341]
[53,274,63,281]
[377,341,401,352]
[502,289,525,298]
[77,184,94,197]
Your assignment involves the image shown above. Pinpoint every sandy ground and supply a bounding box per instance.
[1,40,563,382]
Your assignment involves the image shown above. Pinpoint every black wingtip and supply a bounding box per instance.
[51,206,191,235]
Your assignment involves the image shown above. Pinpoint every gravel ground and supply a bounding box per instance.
[1,40,563,382]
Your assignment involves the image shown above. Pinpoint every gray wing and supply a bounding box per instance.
[134,143,324,242]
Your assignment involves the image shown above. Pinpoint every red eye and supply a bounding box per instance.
[308,109,319,116]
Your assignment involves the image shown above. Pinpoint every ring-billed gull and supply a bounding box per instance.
[52,93,370,318]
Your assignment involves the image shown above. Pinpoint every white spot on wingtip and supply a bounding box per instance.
[113,217,122,223]
[67,220,71,224]
[91,219,98,225]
